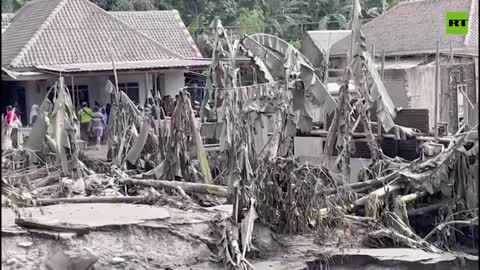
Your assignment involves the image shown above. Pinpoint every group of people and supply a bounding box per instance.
[3,93,198,149]
[78,101,111,150]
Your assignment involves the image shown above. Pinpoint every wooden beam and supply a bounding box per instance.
[434,41,440,141]
[381,49,385,80]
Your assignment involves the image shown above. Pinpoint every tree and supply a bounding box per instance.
[2,0,30,13]
[262,0,310,37]
[111,0,134,11]
[237,8,265,35]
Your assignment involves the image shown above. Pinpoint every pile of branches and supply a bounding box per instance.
[2,77,94,208]
[254,158,354,234]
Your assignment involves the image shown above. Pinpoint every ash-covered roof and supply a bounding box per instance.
[330,0,477,57]
[1,0,205,71]
[110,11,202,58]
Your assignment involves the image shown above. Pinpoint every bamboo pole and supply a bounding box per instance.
[381,49,385,80]
[434,41,440,141]
[371,43,376,61]
[377,49,386,138]
[109,39,119,97]
[71,76,75,107]
[450,40,454,64]
[324,32,332,84]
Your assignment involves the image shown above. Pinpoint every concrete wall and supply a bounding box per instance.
[383,69,409,108]
[293,136,369,182]
[405,65,439,131]
[164,71,186,97]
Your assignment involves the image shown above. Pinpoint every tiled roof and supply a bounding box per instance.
[1,13,13,32]
[36,59,211,73]
[465,0,478,47]
[1,0,186,70]
[110,11,202,58]
[330,0,476,57]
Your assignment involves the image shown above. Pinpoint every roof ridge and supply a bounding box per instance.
[328,3,402,55]
[83,0,184,59]
[10,0,68,67]
[464,0,477,46]
[170,9,202,58]
[109,10,178,14]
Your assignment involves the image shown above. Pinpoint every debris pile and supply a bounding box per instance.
[1,13,478,270]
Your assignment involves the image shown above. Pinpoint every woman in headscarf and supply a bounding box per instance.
[29,104,39,126]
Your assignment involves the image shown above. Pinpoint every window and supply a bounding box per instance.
[118,82,140,104]
[47,85,89,108]
[67,85,89,108]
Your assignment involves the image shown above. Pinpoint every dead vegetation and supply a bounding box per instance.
[2,6,478,270]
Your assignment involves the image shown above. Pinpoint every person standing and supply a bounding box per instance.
[77,102,92,142]
[5,105,18,127]
[105,103,111,124]
[29,104,39,126]
[89,106,105,150]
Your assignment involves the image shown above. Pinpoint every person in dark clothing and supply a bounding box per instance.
[174,95,180,108]
[105,103,111,124]
[145,98,155,118]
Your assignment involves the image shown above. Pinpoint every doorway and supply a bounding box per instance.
[2,81,27,126]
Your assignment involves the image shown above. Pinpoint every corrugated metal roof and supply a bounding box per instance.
[35,59,211,73]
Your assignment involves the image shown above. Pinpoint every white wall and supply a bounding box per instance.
[22,70,187,123]
[164,71,186,97]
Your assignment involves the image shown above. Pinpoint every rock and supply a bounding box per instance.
[111,257,126,264]
[17,241,33,248]
[6,258,18,266]
[44,249,97,270]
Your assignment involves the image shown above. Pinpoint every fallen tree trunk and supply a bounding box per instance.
[407,200,452,217]
[355,183,402,206]
[15,217,90,235]
[399,191,428,204]
[31,196,148,206]
[119,178,228,197]
[31,172,61,188]
[322,170,402,196]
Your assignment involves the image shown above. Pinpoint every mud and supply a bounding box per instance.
[1,203,477,270]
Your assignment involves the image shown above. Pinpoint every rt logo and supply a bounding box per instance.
[446,12,469,34]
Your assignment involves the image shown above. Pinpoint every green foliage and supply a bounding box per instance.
[3,0,401,56]
[111,0,134,11]
[238,8,265,35]
[2,0,29,13]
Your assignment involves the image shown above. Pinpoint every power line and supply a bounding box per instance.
[39,19,373,31]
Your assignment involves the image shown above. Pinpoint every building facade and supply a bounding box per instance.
[2,0,209,125]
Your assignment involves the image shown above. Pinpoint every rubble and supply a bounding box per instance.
[1,10,478,270]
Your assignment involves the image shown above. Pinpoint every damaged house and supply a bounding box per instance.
[302,0,478,134]
[1,0,209,125]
